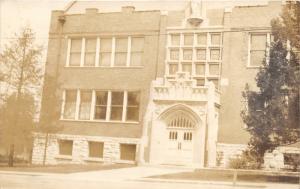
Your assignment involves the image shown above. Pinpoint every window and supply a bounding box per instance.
[63,90,77,119]
[169,131,178,140]
[169,63,178,75]
[171,34,180,46]
[99,38,112,66]
[210,49,220,60]
[126,92,140,121]
[184,34,193,46]
[196,79,205,86]
[183,132,192,141]
[170,49,179,60]
[110,91,124,121]
[131,37,144,66]
[115,38,127,66]
[195,64,205,75]
[183,49,193,60]
[94,91,108,120]
[79,91,92,120]
[88,141,104,158]
[211,34,221,45]
[120,144,136,161]
[69,39,81,66]
[182,63,192,73]
[85,38,96,66]
[197,34,207,45]
[196,49,206,60]
[249,33,268,67]
[208,79,219,88]
[59,140,73,156]
[209,64,219,75]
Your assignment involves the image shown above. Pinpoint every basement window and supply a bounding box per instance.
[120,144,136,161]
[59,140,73,156]
[88,141,104,158]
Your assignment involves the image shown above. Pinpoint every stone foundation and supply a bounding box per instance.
[32,133,140,165]
[216,143,247,168]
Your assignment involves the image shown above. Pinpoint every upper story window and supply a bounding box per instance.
[166,32,222,88]
[248,33,271,67]
[61,89,140,123]
[66,36,144,68]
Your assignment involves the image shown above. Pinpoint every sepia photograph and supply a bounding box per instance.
[0,0,299,188]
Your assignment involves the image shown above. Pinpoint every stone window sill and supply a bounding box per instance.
[83,157,104,162]
[116,159,136,164]
[60,119,139,125]
[55,155,73,160]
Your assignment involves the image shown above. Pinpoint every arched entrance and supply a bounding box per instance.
[164,111,196,165]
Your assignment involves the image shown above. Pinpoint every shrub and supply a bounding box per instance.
[229,151,261,170]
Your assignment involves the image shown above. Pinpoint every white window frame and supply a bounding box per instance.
[247,32,271,68]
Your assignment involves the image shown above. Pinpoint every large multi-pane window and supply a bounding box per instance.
[79,91,92,120]
[115,38,128,66]
[99,38,112,66]
[63,90,77,119]
[249,33,269,67]
[62,90,140,122]
[94,91,108,120]
[110,92,124,121]
[69,39,81,66]
[67,36,144,67]
[59,140,73,156]
[166,32,222,88]
[130,37,144,66]
[85,38,96,66]
[126,92,140,121]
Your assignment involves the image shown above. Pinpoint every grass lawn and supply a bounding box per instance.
[0,163,135,174]
[148,169,300,184]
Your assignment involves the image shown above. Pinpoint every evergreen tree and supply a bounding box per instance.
[241,1,300,165]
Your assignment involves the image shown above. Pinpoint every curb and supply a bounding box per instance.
[0,170,64,177]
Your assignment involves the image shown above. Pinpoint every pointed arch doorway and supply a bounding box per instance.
[165,111,196,165]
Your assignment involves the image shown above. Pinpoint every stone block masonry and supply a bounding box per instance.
[32,133,140,165]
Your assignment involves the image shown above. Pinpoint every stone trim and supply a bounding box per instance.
[32,133,140,165]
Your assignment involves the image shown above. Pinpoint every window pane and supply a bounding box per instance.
[89,142,103,158]
[115,38,128,52]
[197,34,207,45]
[115,52,127,66]
[127,107,139,121]
[71,39,81,52]
[120,144,136,161]
[183,49,193,60]
[196,79,205,86]
[196,49,206,60]
[251,34,267,50]
[130,52,142,66]
[171,34,180,46]
[209,64,219,75]
[59,140,73,155]
[131,37,144,52]
[111,92,124,105]
[250,50,265,66]
[111,107,123,121]
[195,64,205,75]
[96,91,107,105]
[211,34,221,45]
[79,91,92,120]
[170,49,179,60]
[64,90,77,119]
[94,91,107,120]
[184,34,193,46]
[182,63,192,73]
[100,38,112,52]
[210,49,220,60]
[70,53,81,66]
[169,64,178,75]
[127,92,140,106]
[85,53,95,66]
[85,38,96,52]
[100,52,111,66]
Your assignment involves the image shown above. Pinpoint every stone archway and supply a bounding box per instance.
[149,104,206,167]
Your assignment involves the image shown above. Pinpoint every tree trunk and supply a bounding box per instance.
[8,144,14,167]
[42,133,49,166]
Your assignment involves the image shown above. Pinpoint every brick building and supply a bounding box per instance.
[32,0,299,168]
